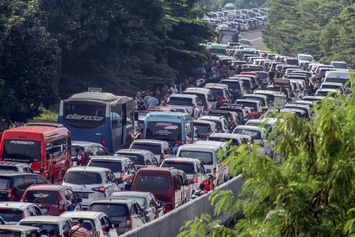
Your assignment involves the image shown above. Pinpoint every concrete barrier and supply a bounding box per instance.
[121,175,243,237]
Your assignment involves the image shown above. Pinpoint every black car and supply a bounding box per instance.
[0,172,49,201]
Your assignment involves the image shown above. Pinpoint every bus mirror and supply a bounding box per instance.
[134,112,139,121]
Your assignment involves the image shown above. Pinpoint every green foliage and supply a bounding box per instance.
[178,89,355,236]
[199,0,266,10]
[264,0,355,67]
[30,108,58,123]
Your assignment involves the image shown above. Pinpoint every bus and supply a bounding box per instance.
[59,91,133,153]
[0,123,71,183]
[143,112,194,150]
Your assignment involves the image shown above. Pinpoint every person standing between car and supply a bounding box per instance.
[79,151,90,166]
[123,163,136,190]
[70,219,90,237]
[102,226,112,237]
[201,175,215,192]
[67,199,77,211]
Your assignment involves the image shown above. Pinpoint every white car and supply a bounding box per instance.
[324,71,352,91]
[297,53,314,65]
[177,143,226,185]
[61,211,118,237]
[168,94,204,118]
[161,158,207,191]
[0,225,40,237]
[129,139,173,164]
[320,82,344,94]
[199,115,230,133]
[18,216,72,237]
[233,125,270,156]
[330,61,349,72]
[183,87,217,111]
[0,202,42,224]
[62,167,118,209]
[71,141,109,166]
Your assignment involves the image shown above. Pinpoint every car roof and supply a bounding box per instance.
[0,225,39,232]
[60,211,104,219]
[26,184,63,191]
[110,191,151,198]
[89,156,131,162]
[20,216,70,223]
[72,141,102,147]
[116,149,153,155]
[194,140,226,147]
[163,157,201,164]
[179,143,221,151]
[199,116,224,121]
[90,199,135,205]
[0,202,34,209]
[169,94,197,99]
[321,82,343,86]
[0,172,39,177]
[67,166,110,173]
[0,161,30,167]
[243,94,267,99]
[131,139,167,145]
[210,133,251,140]
[193,120,215,125]
[234,125,264,131]
[184,88,210,94]
[136,167,180,174]
[246,118,277,125]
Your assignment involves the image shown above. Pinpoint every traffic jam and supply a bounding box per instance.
[0,8,352,237]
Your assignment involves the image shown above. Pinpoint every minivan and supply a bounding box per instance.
[131,167,191,212]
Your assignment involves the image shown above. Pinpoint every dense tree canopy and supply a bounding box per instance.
[0,0,215,122]
[178,88,355,236]
[263,0,355,68]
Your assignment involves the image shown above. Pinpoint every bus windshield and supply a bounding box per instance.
[146,122,182,142]
[3,140,41,163]
[63,101,106,129]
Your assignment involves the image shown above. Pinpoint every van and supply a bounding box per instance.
[131,167,191,212]
[324,71,352,92]
[176,143,226,185]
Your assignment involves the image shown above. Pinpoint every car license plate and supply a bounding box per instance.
[75,192,89,199]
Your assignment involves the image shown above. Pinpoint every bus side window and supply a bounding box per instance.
[111,112,122,129]
[46,138,66,159]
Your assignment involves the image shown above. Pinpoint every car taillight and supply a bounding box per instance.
[193,176,198,183]
[92,187,106,193]
[7,188,13,200]
[160,153,165,162]
[125,216,132,228]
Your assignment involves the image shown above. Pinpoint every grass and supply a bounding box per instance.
[31,108,58,123]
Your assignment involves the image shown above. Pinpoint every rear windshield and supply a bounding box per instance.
[237,101,258,110]
[0,178,10,189]
[3,140,41,163]
[161,161,195,174]
[0,231,22,237]
[111,196,147,209]
[24,190,58,204]
[221,81,241,90]
[71,146,85,157]
[130,143,161,155]
[169,97,193,106]
[135,175,170,191]
[179,151,213,165]
[244,97,265,106]
[116,153,145,165]
[64,171,102,185]
[0,208,23,222]
[234,128,261,140]
[209,88,224,97]
[21,223,59,236]
[0,166,18,172]
[194,124,210,134]
[88,160,123,172]
[89,203,129,218]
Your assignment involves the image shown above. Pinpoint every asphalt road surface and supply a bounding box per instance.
[240,30,265,49]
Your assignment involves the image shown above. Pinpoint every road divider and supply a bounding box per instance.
[121,175,244,237]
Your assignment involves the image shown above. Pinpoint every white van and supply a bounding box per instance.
[324,71,351,92]
[177,143,226,185]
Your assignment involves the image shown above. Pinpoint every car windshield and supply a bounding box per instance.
[298,55,313,61]
[0,208,23,222]
[130,143,161,155]
[241,80,251,89]
[332,62,347,69]
[116,153,145,165]
[194,124,210,134]
[179,151,213,165]
[0,166,18,172]
[89,203,129,218]
[0,178,10,189]
[287,59,298,65]
[257,72,268,80]
[221,81,240,90]
[161,161,195,174]
[237,101,257,110]
[21,223,59,236]
[136,175,170,191]
[64,171,102,185]
[209,88,224,97]
[169,97,193,106]
[71,146,85,157]
[88,160,122,172]
[3,140,41,163]
[24,190,58,204]
[111,196,147,209]
[146,122,182,142]
[244,97,265,106]
[234,128,261,140]
[184,92,206,103]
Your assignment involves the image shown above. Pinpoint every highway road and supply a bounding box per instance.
[240,30,265,49]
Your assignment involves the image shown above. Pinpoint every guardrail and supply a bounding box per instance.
[121,175,244,237]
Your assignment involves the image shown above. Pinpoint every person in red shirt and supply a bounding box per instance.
[201,174,215,192]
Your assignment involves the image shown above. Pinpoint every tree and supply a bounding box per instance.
[178,88,355,236]
[0,0,58,122]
